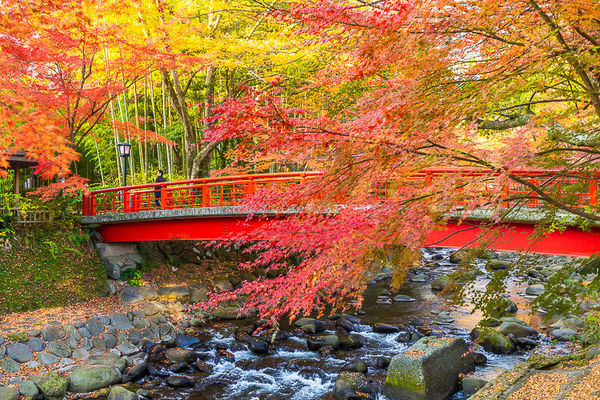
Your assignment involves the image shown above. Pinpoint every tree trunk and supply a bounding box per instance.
[160,69,197,178]
[191,66,217,178]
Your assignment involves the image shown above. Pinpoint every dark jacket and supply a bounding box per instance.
[154,175,166,197]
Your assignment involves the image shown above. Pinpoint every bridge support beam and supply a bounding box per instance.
[91,215,599,257]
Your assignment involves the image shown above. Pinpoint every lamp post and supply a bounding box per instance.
[117,143,131,187]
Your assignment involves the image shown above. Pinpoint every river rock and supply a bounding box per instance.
[139,287,159,301]
[434,312,454,325]
[110,313,135,330]
[376,296,392,305]
[490,298,518,317]
[72,348,90,360]
[376,356,391,369]
[411,273,427,282]
[393,295,416,302]
[47,340,71,357]
[471,327,513,354]
[525,285,545,296]
[487,260,511,270]
[27,337,45,352]
[38,352,59,365]
[295,318,325,333]
[41,326,65,341]
[472,352,487,366]
[431,275,451,291]
[0,387,18,400]
[68,365,122,392]
[19,381,39,398]
[159,286,190,302]
[167,376,194,388]
[176,334,201,348]
[6,342,33,363]
[498,322,538,338]
[1,358,19,373]
[500,317,527,325]
[121,289,145,303]
[307,335,339,351]
[341,361,368,374]
[89,353,120,365]
[166,348,196,364]
[31,372,68,400]
[117,343,140,356]
[213,306,249,320]
[385,337,474,400]
[550,329,577,341]
[122,361,148,382]
[334,371,375,400]
[462,377,488,395]
[248,339,269,355]
[336,316,358,332]
[339,334,366,350]
[108,386,137,400]
[373,323,399,333]
[85,318,105,336]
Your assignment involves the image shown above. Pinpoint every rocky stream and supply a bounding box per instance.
[83,247,576,400]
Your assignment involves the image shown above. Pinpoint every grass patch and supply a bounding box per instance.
[0,226,108,314]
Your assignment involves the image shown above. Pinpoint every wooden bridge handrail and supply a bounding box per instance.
[82,169,600,216]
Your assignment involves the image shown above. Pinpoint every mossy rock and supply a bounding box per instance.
[385,337,474,399]
[488,298,518,318]
[471,327,513,355]
[7,331,28,343]
[431,275,452,291]
[31,372,68,400]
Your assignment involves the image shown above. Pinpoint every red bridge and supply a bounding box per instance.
[82,170,600,257]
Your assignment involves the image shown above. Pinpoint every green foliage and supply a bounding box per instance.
[120,268,143,287]
[6,331,28,343]
[581,311,600,346]
[531,259,586,319]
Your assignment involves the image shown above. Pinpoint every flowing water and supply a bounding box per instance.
[113,248,574,400]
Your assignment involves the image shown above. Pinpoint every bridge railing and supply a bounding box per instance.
[82,172,323,216]
[82,169,600,216]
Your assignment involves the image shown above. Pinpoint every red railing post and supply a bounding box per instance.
[123,189,130,213]
[245,178,255,199]
[424,172,432,187]
[528,179,537,208]
[501,184,510,208]
[590,173,599,207]
[202,184,210,207]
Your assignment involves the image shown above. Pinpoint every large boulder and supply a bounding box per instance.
[31,372,68,400]
[471,327,513,354]
[384,337,474,400]
[334,372,376,400]
[68,365,122,393]
[498,322,538,338]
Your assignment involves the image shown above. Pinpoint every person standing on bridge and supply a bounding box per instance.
[154,170,166,208]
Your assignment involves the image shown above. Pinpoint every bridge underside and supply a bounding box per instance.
[85,208,600,257]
